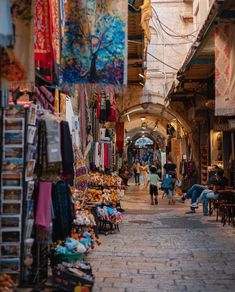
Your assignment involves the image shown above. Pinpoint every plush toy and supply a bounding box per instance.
[65,237,79,251]
[79,232,92,250]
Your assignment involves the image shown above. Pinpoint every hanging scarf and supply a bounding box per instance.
[52,180,73,241]
[35,181,52,230]
[34,0,53,82]
[49,0,60,65]
[60,121,74,178]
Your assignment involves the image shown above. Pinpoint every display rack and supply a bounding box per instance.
[0,106,27,284]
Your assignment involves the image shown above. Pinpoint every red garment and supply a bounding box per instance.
[116,122,124,150]
[104,143,109,169]
[108,92,117,122]
[34,0,53,81]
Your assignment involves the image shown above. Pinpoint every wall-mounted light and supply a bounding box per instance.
[139,73,144,78]
[139,82,144,87]
[127,113,130,122]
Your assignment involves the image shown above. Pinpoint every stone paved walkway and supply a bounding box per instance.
[87,184,235,292]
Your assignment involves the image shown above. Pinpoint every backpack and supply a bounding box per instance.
[161,174,172,189]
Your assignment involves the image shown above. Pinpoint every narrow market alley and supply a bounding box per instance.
[88,184,235,292]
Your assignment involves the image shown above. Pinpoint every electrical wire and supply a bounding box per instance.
[147,52,178,71]
[128,3,140,12]
[151,6,199,40]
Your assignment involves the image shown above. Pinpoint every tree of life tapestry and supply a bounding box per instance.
[61,0,127,85]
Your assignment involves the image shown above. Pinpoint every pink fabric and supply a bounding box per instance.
[215,23,235,116]
[35,181,52,230]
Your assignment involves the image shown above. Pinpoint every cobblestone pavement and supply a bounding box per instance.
[87,184,235,292]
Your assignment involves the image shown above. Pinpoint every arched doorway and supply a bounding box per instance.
[127,131,165,168]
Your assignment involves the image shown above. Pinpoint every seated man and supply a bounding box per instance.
[191,168,228,216]
[180,165,219,214]
[119,164,131,186]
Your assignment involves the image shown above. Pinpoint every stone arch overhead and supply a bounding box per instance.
[120,102,193,134]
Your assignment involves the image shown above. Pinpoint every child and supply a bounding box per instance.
[147,166,160,205]
[162,171,177,205]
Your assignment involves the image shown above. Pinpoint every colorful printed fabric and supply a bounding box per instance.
[61,0,127,84]
[215,23,235,116]
[49,0,60,65]
[34,0,53,82]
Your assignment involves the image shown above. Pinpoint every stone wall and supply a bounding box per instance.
[145,0,194,100]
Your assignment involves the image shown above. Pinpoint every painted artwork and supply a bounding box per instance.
[61,0,127,85]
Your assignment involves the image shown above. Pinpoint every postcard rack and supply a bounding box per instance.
[0,105,46,287]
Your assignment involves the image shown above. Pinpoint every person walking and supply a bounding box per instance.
[141,162,149,187]
[133,159,141,185]
[147,166,161,205]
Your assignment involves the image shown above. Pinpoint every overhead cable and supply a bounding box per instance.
[147,52,178,71]
[151,6,198,39]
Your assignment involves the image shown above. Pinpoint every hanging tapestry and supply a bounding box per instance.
[61,0,127,85]
[215,23,235,116]
[34,0,53,82]
[0,0,34,82]
[49,0,60,66]
[116,122,124,151]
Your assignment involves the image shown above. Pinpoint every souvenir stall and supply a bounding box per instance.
[179,157,197,192]
[27,86,99,291]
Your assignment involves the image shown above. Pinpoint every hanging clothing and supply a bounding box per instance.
[60,93,66,115]
[60,121,74,178]
[52,180,73,241]
[108,91,117,122]
[36,119,61,179]
[66,96,75,135]
[104,143,109,169]
[34,0,53,82]
[54,88,59,113]
[35,181,52,230]
[45,119,62,163]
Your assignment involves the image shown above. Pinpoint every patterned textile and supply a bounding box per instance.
[49,0,60,65]
[34,0,53,82]
[36,119,61,180]
[215,23,235,116]
[61,0,127,84]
